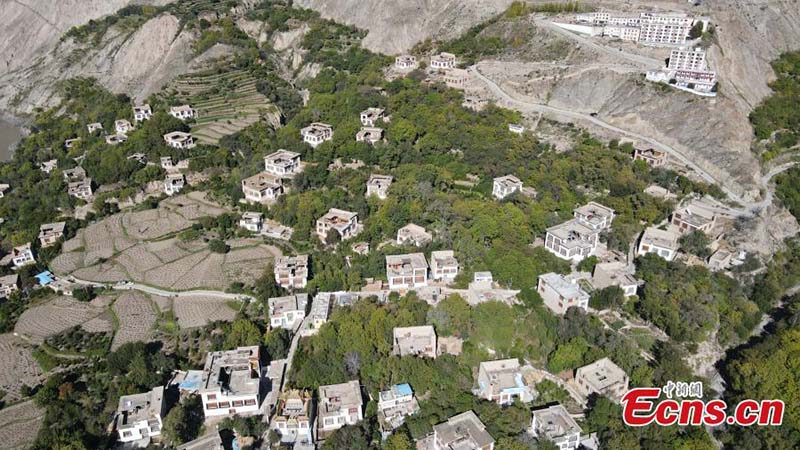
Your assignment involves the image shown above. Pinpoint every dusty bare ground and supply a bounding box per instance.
[0,334,45,402]
[173,296,238,328]
[14,296,109,344]
[0,400,45,450]
[110,291,158,351]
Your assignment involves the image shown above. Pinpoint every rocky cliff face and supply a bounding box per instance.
[295,0,514,54]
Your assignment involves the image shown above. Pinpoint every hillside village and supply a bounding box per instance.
[0,1,799,450]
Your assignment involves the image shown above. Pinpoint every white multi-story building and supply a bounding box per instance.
[530,404,582,450]
[318,381,363,437]
[269,294,309,330]
[360,107,385,126]
[592,261,639,297]
[63,166,86,182]
[575,357,629,403]
[271,390,313,445]
[492,175,523,200]
[264,150,302,176]
[300,123,333,148]
[133,104,152,122]
[386,253,429,290]
[163,131,195,149]
[302,293,331,336]
[430,250,458,282]
[671,200,716,235]
[544,220,599,263]
[11,243,35,268]
[668,47,708,71]
[475,358,535,405]
[393,325,437,358]
[199,346,262,417]
[0,274,19,298]
[634,148,667,167]
[160,156,174,170]
[274,255,309,290]
[366,174,393,199]
[395,55,417,70]
[646,47,717,94]
[637,226,680,261]
[356,127,384,144]
[573,201,615,231]
[378,383,420,433]
[429,411,495,450]
[114,386,167,444]
[397,223,432,247]
[241,172,283,204]
[39,221,66,247]
[115,119,133,135]
[164,173,185,196]
[68,178,93,200]
[316,208,361,242]
[169,105,196,120]
[444,68,469,89]
[537,272,590,315]
[638,22,691,45]
[87,122,103,133]
[431,52,457,70]
[239,212,263,232]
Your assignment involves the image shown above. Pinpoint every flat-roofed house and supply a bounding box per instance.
[475,358,535,405]
[106,134,128,145]
[68,178,93,199]
[65,138,80,149]
[708,249,732,272]
[671,200,716,235]
[318,380,363,437]
[637,227,679,261]
[241,172,283,204]
[634,148,667,167]
[592,261,639,297]
[378,383,419,433]
[431,411,495,450]
[395,55,417,70]
[316,208,361,242]
[431,52,457,70]
[492,175,523,200]
[392,325,437,358]
[356,127,384,144]
[269,294,308,330]
[366,174,393,199]
[274,255,309,290]
[164,173,185,196]
[537,272,590,315]
[170,105,196,120]
[544,220,599,263]
[360,107,385,126]
[199,346,262,417]
[63,166,86,182]
[114,386,167,443]
[302,293,331,336]
[508,123,525,134]
[40,159,58,174]
[87,122,103,134]
[271,390,313,445]
[437,336,464,356]
[430,250,459,282]
[301,123,333,148]
[115,119,133,135]
[396,223,432,247]
[11,243,35,268]
[530,404,582,450]
[573,201,615,231]
[575,357,629,403]
[133,104,152,122]
[239,212,263,233]
[264,150,302,176]
[39,221,66,247]
[386,253,429,290]
[163,131,195,149]
[160,156,174,170]
[0,274,19,298]
[444,68,469,89]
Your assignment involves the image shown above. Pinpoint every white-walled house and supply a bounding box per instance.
[164,173,185,196]
[430,250,458,282]
[11,243,35,268]
[68,178,93,200]
[239,212,263,232]
[395,55,417,70]
[492,175,523,200]
[366,174,393,199]
[199,346,262,418]
[241,172,283,204]
[274,255,309,290]
[271,390,313,445]
[163,131,195,149]
[530,404,582,450]
[431,52,457,70]
[537,272,590,315]
[300,123,333,147]
[39,222,66,247]
[133,104,152,122]
[115,119,133,135]
[318,381,363,437]
[574,358,629,403]
[386,253,429,291]
[356,127,384,144]
[393,325,437,358]
[396,223,432,247]
[429,411,495,450]
[637,227,680,261]
[360,107,385,126]
[316,208,361,242]
[115,386,167,443]
[475,358,535,405]
[269,294,309,330]
[592,261,639,297]
[264,150,302,176]
[87,122,103,133]
[378,383,420,433]
[0,274,19,299]
[169,105,196,120]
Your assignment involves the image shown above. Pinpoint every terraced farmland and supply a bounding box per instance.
[168,68,281,145]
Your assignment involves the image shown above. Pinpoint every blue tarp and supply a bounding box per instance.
[394,383,413,396]
[34,271,54,286]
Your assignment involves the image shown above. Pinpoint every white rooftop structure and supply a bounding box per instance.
[115,386,166,443]
[366,174,393,199]
[241,172,283,204]
[199,346,262,417]
[68,178,93,199]
[38,221,66,247]
[544,219,599,263]
[316,208,361,242]
[301,123,333,148]
[531,404,582,450]
[378,383,419,433]
[11,243,35,268]
[360,107,385,126]
[592,261,639,298]
[395,55,417,70]
[492,175,523,200]
[275,255,309,290]
[163,131,195,149]
[239,212,263,232]
[269,294,309,330]
[393,325,437,358]
[386,253,429,291]
[575,357,629,403]
[356,126,384,144]
[133,104,152,121]
[40,159,58,173]
[475,358,534,405]
[637,227,680,261]
[164,173,185,196]
[431,52,457,70]
[430,250,459,282]
[87,122,103,133]
[115,119,133,135]
[318,380,363,436]
[537,272,590,315]
[573,201,615,231]
[170,105,196,120]
[431,411,495,450]
[264,150,302,176]
[396,223,432,247]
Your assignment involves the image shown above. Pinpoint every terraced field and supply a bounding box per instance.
[167,68,281,145]
[0,400,45,450]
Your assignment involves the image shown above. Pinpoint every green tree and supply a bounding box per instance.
[589,286,625,310]
[679,229,711,258]
[162,397,204,445]
[225,319,262,348]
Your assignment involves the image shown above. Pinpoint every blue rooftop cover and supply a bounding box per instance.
[394,383,413,396]
[34,271,54,286]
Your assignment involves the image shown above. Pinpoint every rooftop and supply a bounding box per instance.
[431,250,458,267]
[319,208,358,230]
[546,219,597,249]
[39,221,66,236]
[200,346,260,397]
[265,150,300,165]
[242,172,282,191]
[641,227,679,249]
[577,357,627,391]
[367,174,394,187]
[574,201,614,225]
[269,294,309,316]
[539,272,588,300]
[379,383,414,403]
[494,175,522,188]
[433,411,494,450]
[386,253,429,277]
[532,404,581,440]
[479,358,525,392]
[115,386,164,430]
[318,380,362,416]
[164,131,192,141]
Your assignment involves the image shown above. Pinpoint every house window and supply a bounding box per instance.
[218,401,230,408]
[207,403,218,409]
[233,400,244,407]
[207,394,217,400]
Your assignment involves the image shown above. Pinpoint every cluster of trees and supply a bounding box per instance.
[775,166,800,219]
[750,51,800,158]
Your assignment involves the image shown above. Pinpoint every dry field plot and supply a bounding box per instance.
[0,335,45,402]
[14,296,108,343]
[0,400,45,450]
[174,296,237,328]
[111,291,158,350]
